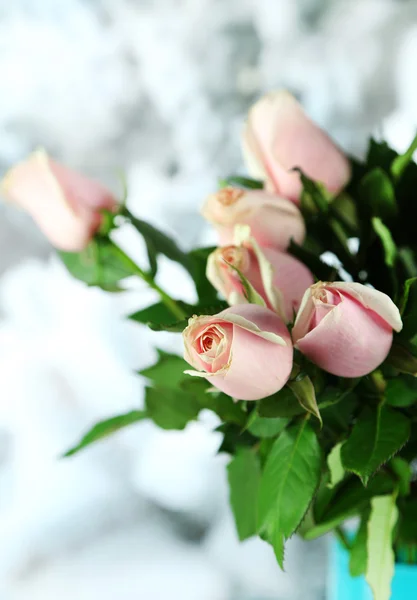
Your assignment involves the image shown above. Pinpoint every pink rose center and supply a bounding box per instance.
[193,323,233,373]
[217,187,244,206]
[310,288,342,330]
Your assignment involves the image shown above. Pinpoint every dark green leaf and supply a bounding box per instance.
[219,175,264,190]
[188,246,220,303]
[397,499,417,545]
[366,139,398,172]
[129,301,190,332]
[391,133,417,180]
[399,278,417,339]
[59,237,137,289]
[248,415,290,438]
[385,377,417,408]
[287,375,322,425]
[258,420,322,567]
[349,512,369,577]
[145,386,201,430]
[180,379,247,426]
[140,350,189,389]
[288,240,338,281]
[359,168,397,220]
[63,410,147,457]
[306,473,394,539]
[372,217,397,267]
[258,387,305,418]
[390,457,411,496]
[228,449,261,541]
[386,342,417,375]
[341,406,410,485]
[126,210,192,275]
[217,422,257,454]
[297,169,331,214]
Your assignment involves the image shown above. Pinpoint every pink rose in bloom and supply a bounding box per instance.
[183,304,293,401]
[242,91,351,203]
[201,186,305,251]
[206,244,313,321]
[292,282,403,377]
[0,149,117,251]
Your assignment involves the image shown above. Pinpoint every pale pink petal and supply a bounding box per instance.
[328,282,403,332]
[49,159,116,212]
[1,150,117,251]
[210,305,293,400]
[263,248,314,321]
[295,295,393,377]
[243,91,351,202]
[292,287,315,341]
[202,188,305,251]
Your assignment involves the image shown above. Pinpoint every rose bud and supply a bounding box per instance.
[201,186,305,251]
[183,303,293,401]
[242,91,351,203]
[292,282,403,377]
[0,149,117,252]
[206,244,313,321]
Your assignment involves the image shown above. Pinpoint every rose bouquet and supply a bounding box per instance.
[3,91,417,600]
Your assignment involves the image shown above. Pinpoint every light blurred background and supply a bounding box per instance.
[0,0,416,598]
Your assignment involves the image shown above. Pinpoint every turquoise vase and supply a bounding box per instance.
[328,538,417,599]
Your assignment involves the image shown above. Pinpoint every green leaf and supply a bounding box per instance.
[305,473,394,540]
[180,379,247,426]
[366,138,398,172]
[399,278,417,339]
[218,175,264,190]
[59,238,137,290]
[227,448,261,541]
[366,494,398,600]
[391,132,417,180]
[359,168,397,220]
[217,422,257,455]
[287,375,322,426]
[63,410,147,457]
[258,420,322,567]
[372,217,397,267]
[126,210,192,276]
[386,343,417,375]
[129,302,190,332]
[385,377,417,408]
[399,277,417,316]
[349,512,369,577]
[341,406,411,485]
[248,415,290,438]
[390,457,411,496]
[145,386,201,430]
[188,246,219,303]
[297,169,331,214]
[258,387,305,419]
[140,350,189,389]
[327,443,344,489]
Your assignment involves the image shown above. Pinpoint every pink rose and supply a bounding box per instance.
[183,304,293,401]
[201,186,305,251]
[242,91,351,203]
[206,244,313,321]
[0,149,117,251]
[292,282,403,377]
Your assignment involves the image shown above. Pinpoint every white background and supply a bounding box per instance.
[0,1,416,598]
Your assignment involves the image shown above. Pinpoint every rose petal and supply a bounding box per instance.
[295,294,393,377]
[328,282,402,332]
